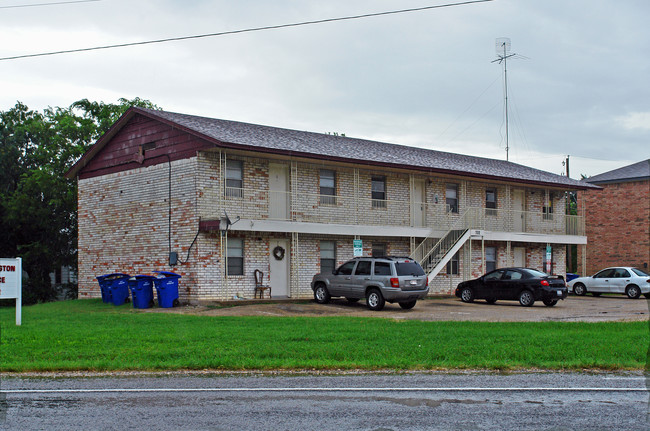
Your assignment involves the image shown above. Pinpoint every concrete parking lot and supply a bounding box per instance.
[156,295,649,322]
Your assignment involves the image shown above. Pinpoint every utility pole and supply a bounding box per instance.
[565,155,570,178]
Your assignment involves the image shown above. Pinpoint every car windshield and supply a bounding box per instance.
[524,269,548,278]
[395,261,425,276]
[632,268,650,276]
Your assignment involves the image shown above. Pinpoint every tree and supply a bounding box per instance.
[0,98,158,303]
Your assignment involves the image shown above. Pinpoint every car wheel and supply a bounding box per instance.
[346,297,360,303]
[486,298,497,304]
[591,292,601,297]
[543,299,558,307]
[366,288,385,311]
[573,283,587,296]
[399,300,417,310]
[314,283,331,304]
[519,290,535,307]
[625,285,641,299]
[460,287,474,303]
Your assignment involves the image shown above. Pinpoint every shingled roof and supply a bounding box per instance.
[68,107,595,190]
[584,159,650,184]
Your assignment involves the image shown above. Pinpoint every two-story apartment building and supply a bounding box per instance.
[66,107,595,302]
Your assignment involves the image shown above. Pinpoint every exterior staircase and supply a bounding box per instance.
[412,209,478,283]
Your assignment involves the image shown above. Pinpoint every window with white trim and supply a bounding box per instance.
[225,160,243,198]
[446,183,458,213]
[319,169,336,205]
[485,246,497,273]
[320,240,336,274]
[227,237,244,276]
[486,187,497,216]
[371,176,387,208]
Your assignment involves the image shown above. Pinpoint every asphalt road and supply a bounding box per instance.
[1,372,648,430]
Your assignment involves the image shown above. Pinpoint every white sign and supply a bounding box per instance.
[353,239,363,257]
[0,258,22,325]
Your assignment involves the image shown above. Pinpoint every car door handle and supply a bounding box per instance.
[364,277,370,280]
[345,277,351,280]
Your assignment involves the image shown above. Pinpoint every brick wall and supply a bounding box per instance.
[577,179,650,275]
[77,150,574,301]
[77,158,200,300]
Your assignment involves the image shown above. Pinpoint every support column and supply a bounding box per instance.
[291,232,299,297]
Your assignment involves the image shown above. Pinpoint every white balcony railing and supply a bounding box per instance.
[216,187,585,237]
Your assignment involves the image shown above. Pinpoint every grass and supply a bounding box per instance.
[0,300,648,372]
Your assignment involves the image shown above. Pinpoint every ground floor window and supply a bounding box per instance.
[446,252,459,275]
[227,237,244,275]
[320,240,336,274]
[485,246,496,273]
[372,242,386,257]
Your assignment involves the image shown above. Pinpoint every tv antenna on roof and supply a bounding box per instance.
[492,37,517,162]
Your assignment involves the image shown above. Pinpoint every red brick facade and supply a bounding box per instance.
[577,179,650,275]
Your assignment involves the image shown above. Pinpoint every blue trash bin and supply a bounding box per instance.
[153,271,181,308]
[108,274,131,306]
[566,273,579,282]
[128,275,156,309]
[96,273,130,303]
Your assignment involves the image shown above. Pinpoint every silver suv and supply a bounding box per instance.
[311,256,429,311]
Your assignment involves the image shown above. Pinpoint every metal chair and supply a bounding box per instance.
[254,269,272,299]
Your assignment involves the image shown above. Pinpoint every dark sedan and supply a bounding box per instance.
[455,268,568,307]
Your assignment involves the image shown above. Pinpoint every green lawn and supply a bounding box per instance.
[1,300,647,372]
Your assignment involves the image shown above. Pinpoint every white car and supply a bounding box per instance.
[568,267,650,299]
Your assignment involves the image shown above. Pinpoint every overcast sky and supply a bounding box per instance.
[1,0,649,178]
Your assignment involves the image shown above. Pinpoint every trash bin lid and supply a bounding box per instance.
[97,273,130,280]
[131,274,157,280]
[153,271,182,278]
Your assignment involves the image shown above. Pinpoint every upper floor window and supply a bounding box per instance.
[225,160,243,198]
[543,192,554,220]
[320,240,336,274]
[371,176,387,208]
[320,169,336,205]
[486,187,497,216]
[446,183,458,213]
[226,237,244,276]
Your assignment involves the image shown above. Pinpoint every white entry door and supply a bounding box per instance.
[514,247,526,267]
[269,239,290,297]
[411,179,426,227]
[513,190,525,232]
[269,163,289,220]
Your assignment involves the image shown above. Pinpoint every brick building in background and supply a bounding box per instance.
[577,159,650,275]
[66,107,595,302]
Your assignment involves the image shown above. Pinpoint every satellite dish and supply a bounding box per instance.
[495,37,511,55]
[220,211,240,231]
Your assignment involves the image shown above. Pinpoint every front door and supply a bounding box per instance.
[269,239,290,297]
[411,179,426,227]
[269,163,289,220]
[513,190,525,232]
[514,247,526,267]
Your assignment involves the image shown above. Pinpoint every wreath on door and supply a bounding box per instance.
[273,245,285,260]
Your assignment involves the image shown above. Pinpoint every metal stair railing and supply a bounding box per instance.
[413,208,480,277]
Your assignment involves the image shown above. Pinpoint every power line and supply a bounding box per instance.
[0,0,100,9]
[0,0,493,61]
